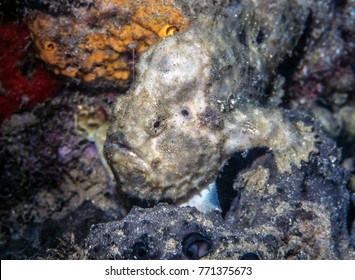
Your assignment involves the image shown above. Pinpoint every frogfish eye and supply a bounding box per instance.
[144,115,166,136]
[132,242,150,260]
[182,233,212,260]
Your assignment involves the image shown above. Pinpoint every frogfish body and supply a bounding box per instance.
[104,0,318,211]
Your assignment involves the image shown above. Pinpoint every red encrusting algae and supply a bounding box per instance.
[0,22,61,124]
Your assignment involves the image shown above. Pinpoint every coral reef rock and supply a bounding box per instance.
[225,127,351,260]
[0,90,123,259]
[87,129,351,259]
[86,204,227,260]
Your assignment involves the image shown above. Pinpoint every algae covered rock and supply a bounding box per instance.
[86,129,351,259]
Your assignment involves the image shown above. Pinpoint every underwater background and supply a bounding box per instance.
[0,0,354,259]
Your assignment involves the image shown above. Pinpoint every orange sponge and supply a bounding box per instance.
[27,0,189,87]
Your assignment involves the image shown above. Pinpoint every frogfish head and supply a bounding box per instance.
[104,34,226,202]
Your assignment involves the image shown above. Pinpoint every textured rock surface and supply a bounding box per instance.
[225,126,350,259]
[0,91,123,259]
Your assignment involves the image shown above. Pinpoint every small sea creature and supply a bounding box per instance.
[104,1,319,212]
[75,105,113,179]
[26,0,189,87]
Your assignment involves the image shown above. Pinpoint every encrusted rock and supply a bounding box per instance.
[86,130,351,259]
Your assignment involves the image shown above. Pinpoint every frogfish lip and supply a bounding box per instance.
[104,136,150,181]
[104,139,159,199]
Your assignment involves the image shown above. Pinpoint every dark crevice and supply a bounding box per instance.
[256,29,265,44]
[347,196,355,235]
[62,77,130,94]
[332,0,348,10]
[217,147,269,218]
[239,252,261,260]
[0,0,21,21]
[278,12,313,107]
[19,54,37,79]
[238,29,247,47]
